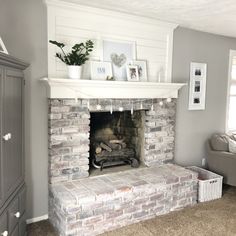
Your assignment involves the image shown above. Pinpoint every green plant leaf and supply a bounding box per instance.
[49,40,65,48]
[49,39,94,66]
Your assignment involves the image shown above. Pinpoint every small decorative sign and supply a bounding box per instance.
[90,61,113,80]
[188,62,207,110]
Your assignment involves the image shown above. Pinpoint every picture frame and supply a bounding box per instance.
[193,80,201,93]
[126,65,139,82]
[102,39,136,81]
[191,63,206,78]
[189,62,207,110]
[0,37,8,54]
[130,60,148,82]
[90,61,113,80]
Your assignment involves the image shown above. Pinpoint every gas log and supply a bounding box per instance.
[94,139,127,153]
[100,142,112,152]
[92,139,139,170]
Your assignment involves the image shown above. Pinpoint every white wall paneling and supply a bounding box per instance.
[46,0,177,82]
[45,0,236,39]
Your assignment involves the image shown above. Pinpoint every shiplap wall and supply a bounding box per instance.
[46,0,177,82]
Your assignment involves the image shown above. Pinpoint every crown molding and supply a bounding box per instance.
[44,0,178,30]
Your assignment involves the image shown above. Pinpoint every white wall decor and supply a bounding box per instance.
[188,62,207,110]
[46,0,178,82]
[0,37,8,54]
[103,39,135,81]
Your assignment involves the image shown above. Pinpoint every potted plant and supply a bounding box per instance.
[49,40,94,79]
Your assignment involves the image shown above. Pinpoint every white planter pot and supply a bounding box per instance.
[67,65,82,79]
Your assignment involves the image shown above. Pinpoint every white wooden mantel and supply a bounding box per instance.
[41,78,186,99]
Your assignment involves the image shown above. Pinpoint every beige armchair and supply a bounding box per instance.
[206,141,236,186]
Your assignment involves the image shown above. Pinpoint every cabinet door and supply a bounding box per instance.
[2,68,24,201]
[19,212,26,236]
[0,211,8,236]
[10,225,19,236]
[8,197,19,233]
[18,186,26,216]
[0,67,3,208]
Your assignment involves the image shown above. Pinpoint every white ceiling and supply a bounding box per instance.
[62,0,236,38]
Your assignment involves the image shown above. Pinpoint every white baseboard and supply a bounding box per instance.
[26,214,48,224]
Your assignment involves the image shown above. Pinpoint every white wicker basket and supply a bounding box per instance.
[187,166,223,202]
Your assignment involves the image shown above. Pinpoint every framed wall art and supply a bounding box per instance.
[130,60,148,82]
[188,62,207,110]
[102,39,136,81]
[126,65,139,82]
[0,37,8,54]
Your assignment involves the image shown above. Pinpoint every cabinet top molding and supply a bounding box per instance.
[0,53,29,70]
[41,78,186,99]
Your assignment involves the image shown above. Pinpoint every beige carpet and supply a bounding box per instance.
[27,185,236,236]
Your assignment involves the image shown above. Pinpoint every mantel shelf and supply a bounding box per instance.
[40,78,186,99]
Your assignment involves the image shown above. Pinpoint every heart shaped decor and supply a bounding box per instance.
[110,53,127,68]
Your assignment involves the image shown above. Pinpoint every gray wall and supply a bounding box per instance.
[0,0,48,219]
[1,2,236,220]
[172,27,236,166]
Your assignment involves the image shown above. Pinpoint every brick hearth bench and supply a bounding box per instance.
[49,164,198,236]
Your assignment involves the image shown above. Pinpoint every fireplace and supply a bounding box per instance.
[48,98,177,183]
[44,79,193,236]
[47,98,199,236]
[89,110,144,173]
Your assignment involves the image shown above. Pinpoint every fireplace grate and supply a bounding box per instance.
[92,154,139,171]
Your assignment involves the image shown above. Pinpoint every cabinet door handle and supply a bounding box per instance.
[1,231,8,236]
[2,133,11,141]
[14,211,21,218]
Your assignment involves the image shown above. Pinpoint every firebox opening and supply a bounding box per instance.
[89,110,145,175]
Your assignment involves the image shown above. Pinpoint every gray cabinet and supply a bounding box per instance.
[0,53,28,236]
[2,69,24,202]
[0,67,3,209]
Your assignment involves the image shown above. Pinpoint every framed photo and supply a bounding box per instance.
[103,39,136,81]
[90,61,113,80]
[194,80,201,93]
[189,62,207,110]
[191,62,206,78]
[130,60,147,82]
[126,65,139,82]
[0,37,8,54]
[193,97,201,104]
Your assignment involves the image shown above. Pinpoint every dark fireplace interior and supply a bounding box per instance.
[89,110,144,175]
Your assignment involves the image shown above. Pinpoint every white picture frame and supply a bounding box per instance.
[126,65,139,82]
[102,39,136,81]
[130,60,148,82]
[90,61,113,80]
[0,37,8,54]
[189,62,207,110]
[191,63,206,78]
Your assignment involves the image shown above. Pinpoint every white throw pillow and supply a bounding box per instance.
[228,138,236,154]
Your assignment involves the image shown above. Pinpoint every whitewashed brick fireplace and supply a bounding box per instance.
[42,79,198,236]
[49,98,177,183]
